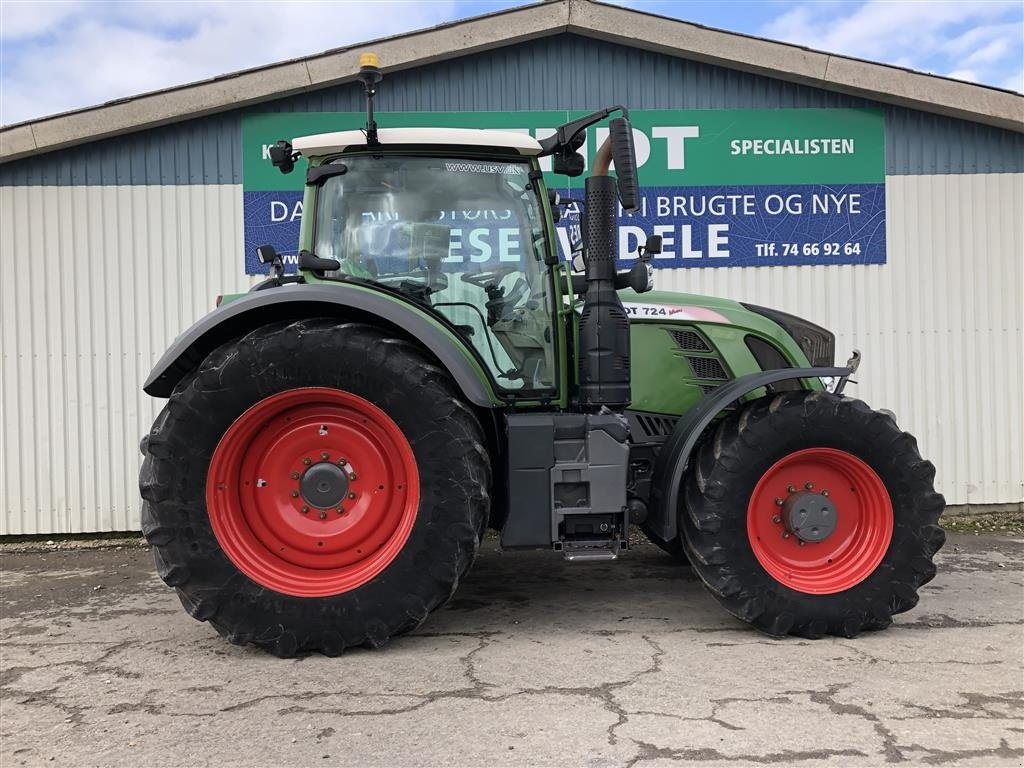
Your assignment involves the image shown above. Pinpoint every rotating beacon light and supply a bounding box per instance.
[357,52,383,146]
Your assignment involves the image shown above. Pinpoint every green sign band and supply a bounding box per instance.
[242,108,885,191]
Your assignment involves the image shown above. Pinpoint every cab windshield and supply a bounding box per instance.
[313,154,556,391]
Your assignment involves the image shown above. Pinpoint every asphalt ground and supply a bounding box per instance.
[1,532,1022,768]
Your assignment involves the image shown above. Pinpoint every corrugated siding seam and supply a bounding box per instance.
[2,34,1022,187]
[1,172,1021,534]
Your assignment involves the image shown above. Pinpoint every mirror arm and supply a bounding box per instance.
[538,105,629,157]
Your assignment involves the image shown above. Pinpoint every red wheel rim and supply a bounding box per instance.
[206,388,419,597]
[746,448,892,595]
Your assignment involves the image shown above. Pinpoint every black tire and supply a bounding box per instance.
[681,390,945,638]
[642,526,690,564]
[139,319,490,657]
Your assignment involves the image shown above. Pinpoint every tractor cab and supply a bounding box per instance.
[264,67,653,409]
[292,128,559,393]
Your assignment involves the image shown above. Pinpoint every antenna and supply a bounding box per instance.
[357,52,383,146]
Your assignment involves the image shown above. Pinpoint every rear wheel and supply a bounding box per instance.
[642,526,690,564]
[681,391,945,638]
[140,319,490,656]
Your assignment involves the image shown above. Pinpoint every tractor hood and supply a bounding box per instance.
[619,288,836,370]
[619,289,763,330]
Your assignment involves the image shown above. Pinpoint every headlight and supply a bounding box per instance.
[819,376,840,393]
[742,304,835,367]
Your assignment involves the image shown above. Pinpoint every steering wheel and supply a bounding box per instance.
[459,265,518,288]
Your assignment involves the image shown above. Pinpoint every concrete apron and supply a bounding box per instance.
[1,533,1022,767]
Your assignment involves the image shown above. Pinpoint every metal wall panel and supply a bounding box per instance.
[0,184,252,534]
[1,172,1020,533]
[2,34,1022,187]
[653,172,1024,506]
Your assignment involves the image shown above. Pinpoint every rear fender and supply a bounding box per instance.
[647,366,852,543]
[143,284,499,407]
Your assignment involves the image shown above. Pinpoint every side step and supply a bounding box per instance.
[557,538,622,562]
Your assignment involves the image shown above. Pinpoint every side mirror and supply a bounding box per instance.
[609,117,639,213]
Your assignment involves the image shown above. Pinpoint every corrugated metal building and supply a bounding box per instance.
[1,0,1022,534]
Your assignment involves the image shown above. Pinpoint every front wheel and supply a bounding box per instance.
[139,320,490,656]
[681,391,945,638]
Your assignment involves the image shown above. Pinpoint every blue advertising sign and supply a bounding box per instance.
[241,109,886,274]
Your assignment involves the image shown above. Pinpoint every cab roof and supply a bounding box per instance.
[291,127,543,157]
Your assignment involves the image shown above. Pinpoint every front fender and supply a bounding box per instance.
[647,366,852,543]
[143,284,499,407]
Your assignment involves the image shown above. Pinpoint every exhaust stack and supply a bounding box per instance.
[578,119,638,409]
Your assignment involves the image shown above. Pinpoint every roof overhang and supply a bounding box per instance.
[2,0,1022,164]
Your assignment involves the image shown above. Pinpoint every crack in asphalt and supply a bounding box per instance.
[217,634,670,750]
[903,738,1024,765]
[801,683,904,763]
[833,640,1005,668]
[901,690,1024,721]
[623,738,868,766]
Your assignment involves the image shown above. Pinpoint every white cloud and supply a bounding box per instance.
[959,31,1013,67]
[1,0,461,124]
[0,0,83,39]
[1001,68,1024,93]
[946,68,980,83]
[763,1,1007,59]
[760,0,1022,90]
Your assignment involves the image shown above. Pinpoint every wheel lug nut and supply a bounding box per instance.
[338,459,347,466]
[349,473,357,481]
[775,498,784,507]
[787,485,797,494]
[804,482,813,490]
[772,515,782,524]
[318,509,327,520]
[782,531,791,539]
[303,457,312,466]
[336,507,345,515]
[290,471,300,480]
[822,489,830,497]
[798,540,806,546]
[300,506,309,514]
[290,490,300,498]
[348,492,356,500]
[321,452,329,460]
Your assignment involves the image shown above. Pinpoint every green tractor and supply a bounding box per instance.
[140,56,945,656]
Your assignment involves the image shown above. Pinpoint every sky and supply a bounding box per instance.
[1,0,1021,126]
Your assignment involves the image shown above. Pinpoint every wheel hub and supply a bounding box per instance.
[299,461,350,509]
[782,490,837,542]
